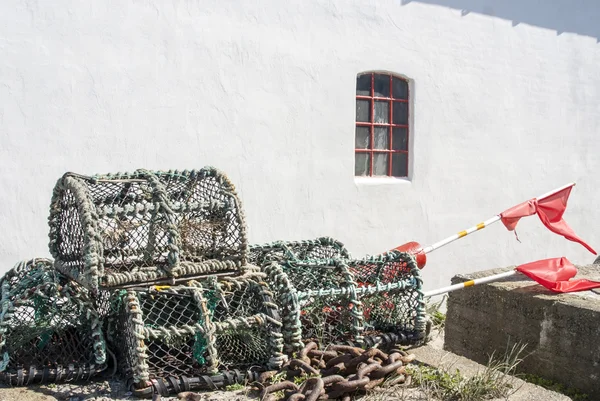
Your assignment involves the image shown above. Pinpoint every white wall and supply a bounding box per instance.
[1,0,599,292]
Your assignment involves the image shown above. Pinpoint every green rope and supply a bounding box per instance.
[191,289,218,365]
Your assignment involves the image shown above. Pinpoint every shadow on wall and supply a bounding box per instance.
[401,0,600,42]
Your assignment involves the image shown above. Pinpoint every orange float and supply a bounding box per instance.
[393,241,426,269]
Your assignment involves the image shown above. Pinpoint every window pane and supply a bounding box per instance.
[373,153,389,176]
[392,77,408,99]
[374,127,389,150]
[392,153,408,177]
[356,74,371,96]
[355,126,370,149]
[392,127,408,151]
[355,153,370,176]
[356,100,371,122]
[374,101,389,123]
[374,74,390,98]
[392,101,408,125]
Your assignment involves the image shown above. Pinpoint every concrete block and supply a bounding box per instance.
[445,264,600,399]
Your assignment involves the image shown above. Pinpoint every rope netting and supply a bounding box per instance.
[0,259,107,385]
[348,253,427,342]
[263,250,427,354]
[48,168,248,291]
[249,237,351,266]
[108,273,285,388]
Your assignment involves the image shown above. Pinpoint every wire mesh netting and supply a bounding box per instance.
[0,259,107,385]
[249,237,351,266]
[108,273,285,388]
[263,250,426,354]
[48,167,248,291]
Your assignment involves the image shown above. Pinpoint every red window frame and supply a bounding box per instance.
[355,73,410,177]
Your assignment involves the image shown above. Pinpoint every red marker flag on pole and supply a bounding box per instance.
[516,257,600,293]
[500,184,597,255]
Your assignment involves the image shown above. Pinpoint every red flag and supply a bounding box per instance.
[516,257,600,293]
[500,185,596,255]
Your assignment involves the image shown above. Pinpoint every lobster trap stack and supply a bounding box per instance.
[0,165,430,396]
[43,167,289,393]
[0,259,107,385]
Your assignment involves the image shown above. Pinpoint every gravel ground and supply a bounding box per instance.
[0,379,434,401]
[0,330,570,401]
[0,379,259,401]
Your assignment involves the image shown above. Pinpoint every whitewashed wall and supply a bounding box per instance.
[1,0,599,292]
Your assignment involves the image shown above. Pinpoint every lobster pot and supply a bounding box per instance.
[109,274,285,392]
[348,252,427,345]
[249,237,351,267]
[264,251,427,353]
[48,167,248,291]
[0,259,107,385]
[264,261,364,353]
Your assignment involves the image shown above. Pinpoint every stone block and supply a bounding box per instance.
[445,264,600,399]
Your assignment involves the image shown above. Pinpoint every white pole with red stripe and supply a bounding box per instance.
[423,270,517,298]
[393,183,576,268]
[420,215,502,255]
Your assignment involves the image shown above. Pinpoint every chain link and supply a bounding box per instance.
[258,341,415,400]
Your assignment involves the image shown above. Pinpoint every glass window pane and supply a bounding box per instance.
[392,77,408,99]
[392,101,408,125]
[392,128,408,151]
[356,74,371,96]
[374,74,390,98]
[356,100,371,122]
[355,126,370,149]
[374,127,389,150]
[373,153,389,176]
[355,153,370,176]
[392,153,408,177]
[374,101,389,123]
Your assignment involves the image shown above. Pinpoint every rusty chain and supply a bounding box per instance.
[257,341,416,400]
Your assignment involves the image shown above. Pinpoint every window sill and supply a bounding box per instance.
[354,176,411,186]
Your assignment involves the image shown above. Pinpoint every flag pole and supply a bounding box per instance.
[419,183,575,255]
[423,270,517,298]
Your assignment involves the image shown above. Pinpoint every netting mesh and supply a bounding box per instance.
[264,260,361,352]
[210,274,283,368]
[48,168,248,291]
[348,254,426,337]
[264,250,426,353]
[109,274,285,386]
[0,259,107,385]
[249,237,351,266]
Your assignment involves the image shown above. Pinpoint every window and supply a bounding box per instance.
[355,72,410,178]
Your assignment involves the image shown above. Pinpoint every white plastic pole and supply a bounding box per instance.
[423,270,517,298]
[420,183,575,255]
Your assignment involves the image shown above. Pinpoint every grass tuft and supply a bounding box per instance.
[521,374,589,400]
[405,342,527,401]
[425,295,447,334]
[225,383,245,391]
